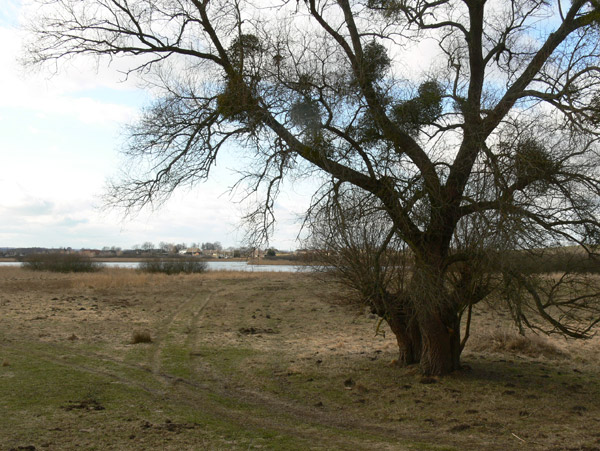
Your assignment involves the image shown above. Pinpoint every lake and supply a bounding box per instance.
[0,260,307,272]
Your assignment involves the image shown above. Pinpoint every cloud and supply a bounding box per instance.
[0,176,303,249]
[57,217,90,228]
[2,200,55,217]
[0,25,142,126]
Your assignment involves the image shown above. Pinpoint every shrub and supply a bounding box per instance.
[22,253,102,273]
[138,257,208,275]
[131,330,153,344]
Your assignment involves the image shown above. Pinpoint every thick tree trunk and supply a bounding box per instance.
[418,312,461,375]
[387,307,461,374]
[408,256,463,375]
[376,255,463,375]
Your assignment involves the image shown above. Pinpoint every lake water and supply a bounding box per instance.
[0,260,307,272]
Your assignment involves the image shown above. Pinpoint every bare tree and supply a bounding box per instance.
[140,241,154,252]
[306,188,423,364]
[201,241,222,251]
[304,181,532,368]
[25,0,600,374]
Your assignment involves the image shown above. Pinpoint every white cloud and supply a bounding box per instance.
[0,26,142,126]
[0,167,304,250]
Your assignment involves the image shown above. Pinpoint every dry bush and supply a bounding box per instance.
[501,250,600,274]
[131,330,153,344]
[138,258,208,275]
[22,253,102,273]
[469,330,567,359]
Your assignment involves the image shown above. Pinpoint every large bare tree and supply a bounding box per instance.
[25,0,600,374]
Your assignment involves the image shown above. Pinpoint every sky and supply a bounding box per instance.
[0,0,312,251]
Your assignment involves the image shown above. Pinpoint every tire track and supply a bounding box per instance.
[149,289,215,377]
[17,343,402,450]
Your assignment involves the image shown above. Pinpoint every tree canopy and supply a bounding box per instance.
[25,0,600,375]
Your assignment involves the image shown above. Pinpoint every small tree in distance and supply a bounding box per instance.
[140,242,154,252]
[24,0,600,375]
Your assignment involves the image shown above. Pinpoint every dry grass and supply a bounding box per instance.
[70,268,168,289]
[1,266,212,292]
[1,266,600,450]
[469,330,567,359]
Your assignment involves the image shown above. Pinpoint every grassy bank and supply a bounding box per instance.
[0,267,599,450]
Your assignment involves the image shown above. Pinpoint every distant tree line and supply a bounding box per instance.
[0,245,297,260]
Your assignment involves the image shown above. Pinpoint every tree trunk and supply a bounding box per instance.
[376,256,463,375]
[387,307,461,374]
[418,312,461,375]
[388,314,421,366]
[409,257,463,375]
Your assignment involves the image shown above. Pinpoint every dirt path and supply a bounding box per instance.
[124,287,494,450]
[150,288,215,377]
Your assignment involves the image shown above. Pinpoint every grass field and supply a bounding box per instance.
[1,267,599,450]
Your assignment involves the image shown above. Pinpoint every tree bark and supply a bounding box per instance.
[387,305,461,374]
[418,312,462,375]
[388,313,421,366]
[408,257,463,375]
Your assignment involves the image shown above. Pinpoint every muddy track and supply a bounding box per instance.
[142,290,474,450]
[144,289,407,447]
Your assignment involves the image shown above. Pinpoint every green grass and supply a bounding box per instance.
[0,342,317,450]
